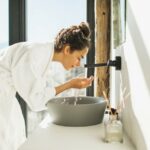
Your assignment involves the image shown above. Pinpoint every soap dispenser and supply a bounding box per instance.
[104,108,123,143]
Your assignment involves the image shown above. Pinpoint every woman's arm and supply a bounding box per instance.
[55,76,94,95]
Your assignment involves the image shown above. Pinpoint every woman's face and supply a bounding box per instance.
[63,47,89,70]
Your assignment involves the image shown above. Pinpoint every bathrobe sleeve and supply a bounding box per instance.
[11,42,56,111]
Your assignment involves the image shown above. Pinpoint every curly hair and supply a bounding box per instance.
[54,22,91,53]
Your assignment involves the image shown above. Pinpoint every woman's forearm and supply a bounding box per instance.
[55,76,94,95]
[55,81,71,95]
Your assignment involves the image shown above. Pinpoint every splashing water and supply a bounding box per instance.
[61,98,66,104]
[74,88,82,105]
[60,89,83,105]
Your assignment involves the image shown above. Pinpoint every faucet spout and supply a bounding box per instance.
[84,62,107,68]
[84,56,121,70]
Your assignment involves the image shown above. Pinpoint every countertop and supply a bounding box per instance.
[19,116,136,150]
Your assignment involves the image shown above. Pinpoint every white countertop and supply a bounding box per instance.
[19,116,136,150]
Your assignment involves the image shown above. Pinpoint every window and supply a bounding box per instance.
[0,0,9,49]
[27,0,87,135]
[27,0,87,42]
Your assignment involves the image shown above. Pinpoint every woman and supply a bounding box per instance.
[0,22,93,150]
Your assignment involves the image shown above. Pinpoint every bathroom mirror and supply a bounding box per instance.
[112,0,126,48]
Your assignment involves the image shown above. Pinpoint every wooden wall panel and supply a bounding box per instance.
[95,0,111,98]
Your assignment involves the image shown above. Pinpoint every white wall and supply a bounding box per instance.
[120,0,150,149]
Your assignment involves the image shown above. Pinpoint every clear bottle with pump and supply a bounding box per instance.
[104,109,123,143]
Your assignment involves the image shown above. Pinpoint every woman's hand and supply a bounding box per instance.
[55,76,94,95]
[69,76,94,89]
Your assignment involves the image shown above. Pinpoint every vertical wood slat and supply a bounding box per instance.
[95,0,111,98]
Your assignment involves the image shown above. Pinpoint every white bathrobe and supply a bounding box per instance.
[0,42,56,150]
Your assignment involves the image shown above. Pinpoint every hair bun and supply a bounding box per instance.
[79,22,91,38]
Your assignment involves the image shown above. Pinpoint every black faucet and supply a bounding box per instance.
[84,56,121,70]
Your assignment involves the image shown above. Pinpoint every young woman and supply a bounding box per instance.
[0,22,93,150]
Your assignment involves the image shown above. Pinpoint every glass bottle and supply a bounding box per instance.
[104,113,123,143]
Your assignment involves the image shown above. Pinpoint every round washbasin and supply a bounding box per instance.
[46,96,107,126]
